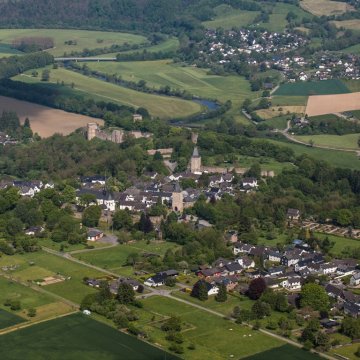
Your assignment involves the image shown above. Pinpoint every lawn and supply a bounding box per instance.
[330,343,360,360]
[86,59,255,105]
[14,67,203,119]
[0,29,147,57]
[0,312,179,360]
[294,133,360,150]
[203,5,260,29]
[138,296,316,360]
[0,309,25,330]
[0,252,103,304]
[267,138,360,170]
[274,80,350,96]
[74,240,180,273]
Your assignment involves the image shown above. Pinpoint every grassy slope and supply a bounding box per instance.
[267,139,360,170]
[274,79,350,96]
[86,59,254,104]
[0,29,147,57]
[14,67,202,119]
[0,313,178,360]
[294,133,360,150]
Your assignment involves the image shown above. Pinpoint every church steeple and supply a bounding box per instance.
[190,147,201,174]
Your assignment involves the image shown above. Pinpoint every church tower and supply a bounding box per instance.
[172,182,183,213]
[190,147,202,174]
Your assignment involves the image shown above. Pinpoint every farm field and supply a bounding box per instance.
[0,29,147,57]
[306,92,360,116]
[267,139,360,170]
[0,252,103,304]
[300,0,354,16]
[0,44,22,58]
[265,115,289,130]
[294,133,360,150]
[203,5,260,29]
[86,59,255,105]
[272,95,308,106]
[0,313,179,360]
[74,240,180,273]
[332,19,360,30]
[138,296,319,360]
[274,79,350,97]
[0,309,25,330]
[15,68,203,119]
[342,79,360,93]
[243,345,320,360]
[256,106,305,119]
[0,95,104,138]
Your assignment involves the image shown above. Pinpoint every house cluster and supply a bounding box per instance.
[0,179,54,197]
[200,29,307,66]
[144,269,179,287]
[86,276,141,293]
[0,132,18,146]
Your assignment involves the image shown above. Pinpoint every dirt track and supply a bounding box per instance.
[0,96,103,138]
[306,92,360,116]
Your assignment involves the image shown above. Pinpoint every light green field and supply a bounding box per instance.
[272,96,308,106]
[343,43,360,55]
[0,29,147,57]
[267,139,360,170]
[74,240,179,273]
[203,5,260,29]
[266,115,289,130]
[14,67,202,119]
[294,133,360,150]
[95,37,179,58]
[330,343,359,360]
[0,252,103,304]
[86,59,254,105]
[342,79,360,93]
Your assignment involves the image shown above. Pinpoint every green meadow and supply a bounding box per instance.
[14,67,202,119]
[294,133,360,150]
[0,29,147,57]
[0,308,25,330]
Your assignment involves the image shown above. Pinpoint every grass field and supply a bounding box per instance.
[0,43,22,58]
[74,240,179,274]
[274,80,350,96]
[0,29,147,57]
[14,67,202,119]
[203,5,260,29]
[256,106,305,119]
[86,59,255,105]
[294,133,360,150]
[265,115,289,130]
[0,252,103,304]
[0,309,25,330]
[300,0,354,16]
[332,19,360,30]
[0,313,179,360]
[267,138,360,170]
[0,95,103,138]
[243,345,320,360]
[138,296,319,360]
[342,79,360,93]
[272,96,308,106]
[330,343,360,360]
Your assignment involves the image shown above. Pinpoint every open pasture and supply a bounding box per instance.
[294,133,360,150]
[274,79,350,97]
[306,92,360,116]
[332,19,360,30]
[16,67,202,119]
[0,313,179,360]
[0,95,103,138]
[300,0,354,16]
[256,106,305,119]
[86,59,254,105]
[0,29,147,57]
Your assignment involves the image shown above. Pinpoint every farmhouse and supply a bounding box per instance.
[87,229,104,241]
[287,208,301,220]
[350,272,360,286]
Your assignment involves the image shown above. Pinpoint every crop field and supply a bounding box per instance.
[203,5,260,29]
[274,79,350,97]
[0,95,103,138]
[0,313,178,360]
[332,19,360,30]
[272,95,308,106]
[267,139,360,170]
[74,240,179,274]
[306,92,360,116]
[0,309,25,330]
[294,133,360,150]
[0,29,147,57]
[0,252,103,304]
[86,59,255,105]
[300,0,354,16]
[342,79,360,93]
[16,67,202,119]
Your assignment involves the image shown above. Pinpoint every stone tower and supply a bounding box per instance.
[172,182,183,213]
[191,132,198,144]
[190,147,201,174]
[87,123,98,140]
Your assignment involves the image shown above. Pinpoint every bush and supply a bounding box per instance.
[188,343,196,350]
[169,344,184,354]
[10,300,21,311]
[27,308,36,317]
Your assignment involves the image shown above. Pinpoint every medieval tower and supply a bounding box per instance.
[87,123,98,140]
[190,147,202,174]
[172,182,183,213]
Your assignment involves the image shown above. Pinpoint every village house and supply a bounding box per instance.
[350,272,360,287]
[87,229,104,241]
[144,270,178,287]
[287,208,301,221]
[280,277,302,291]
[233,242,254,255]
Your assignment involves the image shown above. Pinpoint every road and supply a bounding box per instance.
[54,57,117,62]
[40,247,337,359]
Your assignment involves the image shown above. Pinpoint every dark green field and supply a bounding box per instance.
[243,344,320,360]
[0,309,25,330]
[0,313,179,360]
[274,79,350,96]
